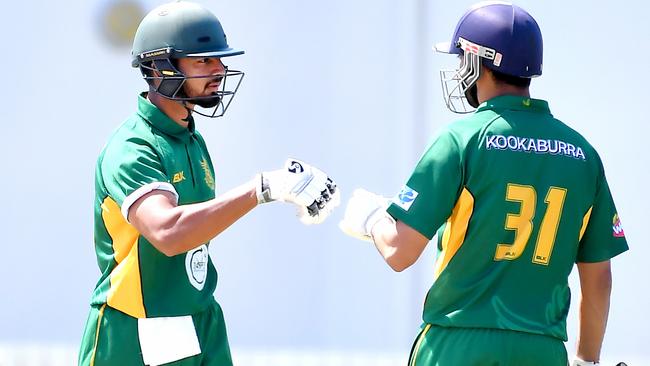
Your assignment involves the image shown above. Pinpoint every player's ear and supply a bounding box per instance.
[480,65,491,79]
[480,66,499,86]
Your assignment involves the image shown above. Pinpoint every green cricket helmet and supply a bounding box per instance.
[131,1,244,118]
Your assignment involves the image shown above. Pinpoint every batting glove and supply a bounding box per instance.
[339,188,392,242]
[571,358,600,366]
[256,159,340,224]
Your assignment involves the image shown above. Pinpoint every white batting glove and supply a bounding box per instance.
[571,358,600,366]
[339,188,392,242]
[296,183,341,225]
[256,159,340,224]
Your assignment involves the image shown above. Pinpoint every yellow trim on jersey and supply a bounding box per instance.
[90,304,107,366]
[101,197,146,318]
[409,323,432,366]
[579,206,593,241]
[101,197,139,263]
[434,188,475,278]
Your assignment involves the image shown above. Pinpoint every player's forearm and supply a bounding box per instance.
[371,218,424,272]
[373,226,411,272]
[575,261,612,362]
[152,180,258,256]
[576,291,610,361]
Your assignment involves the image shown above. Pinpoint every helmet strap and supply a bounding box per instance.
[464,84,480,108]
[181,102,194,125]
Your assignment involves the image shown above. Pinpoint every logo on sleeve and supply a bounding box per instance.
[392,185,419,211]
[612,213,625,238]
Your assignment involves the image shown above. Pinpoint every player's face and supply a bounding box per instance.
[177,57,226,98]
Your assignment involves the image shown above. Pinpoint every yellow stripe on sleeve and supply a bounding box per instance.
[579,206,593,241]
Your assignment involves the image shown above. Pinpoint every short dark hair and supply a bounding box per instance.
[490,68,531,88]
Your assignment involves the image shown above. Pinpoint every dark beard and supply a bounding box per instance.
[180,80,223,108]
[189,95,222,108]
[177,87,222,108]
[179,78,224,108]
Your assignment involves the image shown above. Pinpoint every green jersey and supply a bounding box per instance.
[90,94,218,318]
[387,95,628,341]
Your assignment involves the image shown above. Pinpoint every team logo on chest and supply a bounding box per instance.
[185,244,209,291]
[200,158,215,190]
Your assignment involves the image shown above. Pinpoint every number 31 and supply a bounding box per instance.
[494,183,567,265]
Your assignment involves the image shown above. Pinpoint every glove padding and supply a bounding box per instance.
[257,159,340,224]
[339,188,392,242]
[571,358,600,366]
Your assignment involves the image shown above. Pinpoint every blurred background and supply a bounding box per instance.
[0,0,648,365]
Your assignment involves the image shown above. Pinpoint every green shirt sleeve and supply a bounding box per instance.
[101,137,172,213]
[577,163,629,262]
[386,129,463,239]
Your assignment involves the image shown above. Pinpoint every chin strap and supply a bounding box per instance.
[464,84,480,108]
[181,102,194,124]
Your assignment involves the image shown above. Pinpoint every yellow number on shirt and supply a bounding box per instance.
[494,184,566,265]
[495,184,535,261]
[532,187,567,265]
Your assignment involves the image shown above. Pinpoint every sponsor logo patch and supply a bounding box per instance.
[186,245,209,291]
[172,171,185,183]
[484,134,586,161]
[612,213,625,238]
[287,160,304,173]
[392,185,419,211]
[140,47,170,59]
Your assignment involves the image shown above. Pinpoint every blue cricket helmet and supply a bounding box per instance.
[434,2,543,113]
[436,1,543,77]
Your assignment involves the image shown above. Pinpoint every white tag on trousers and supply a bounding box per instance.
[138,315,201,365]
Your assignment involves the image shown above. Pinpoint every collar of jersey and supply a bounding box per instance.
[476,95,550,114]
[137,93,195,139]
